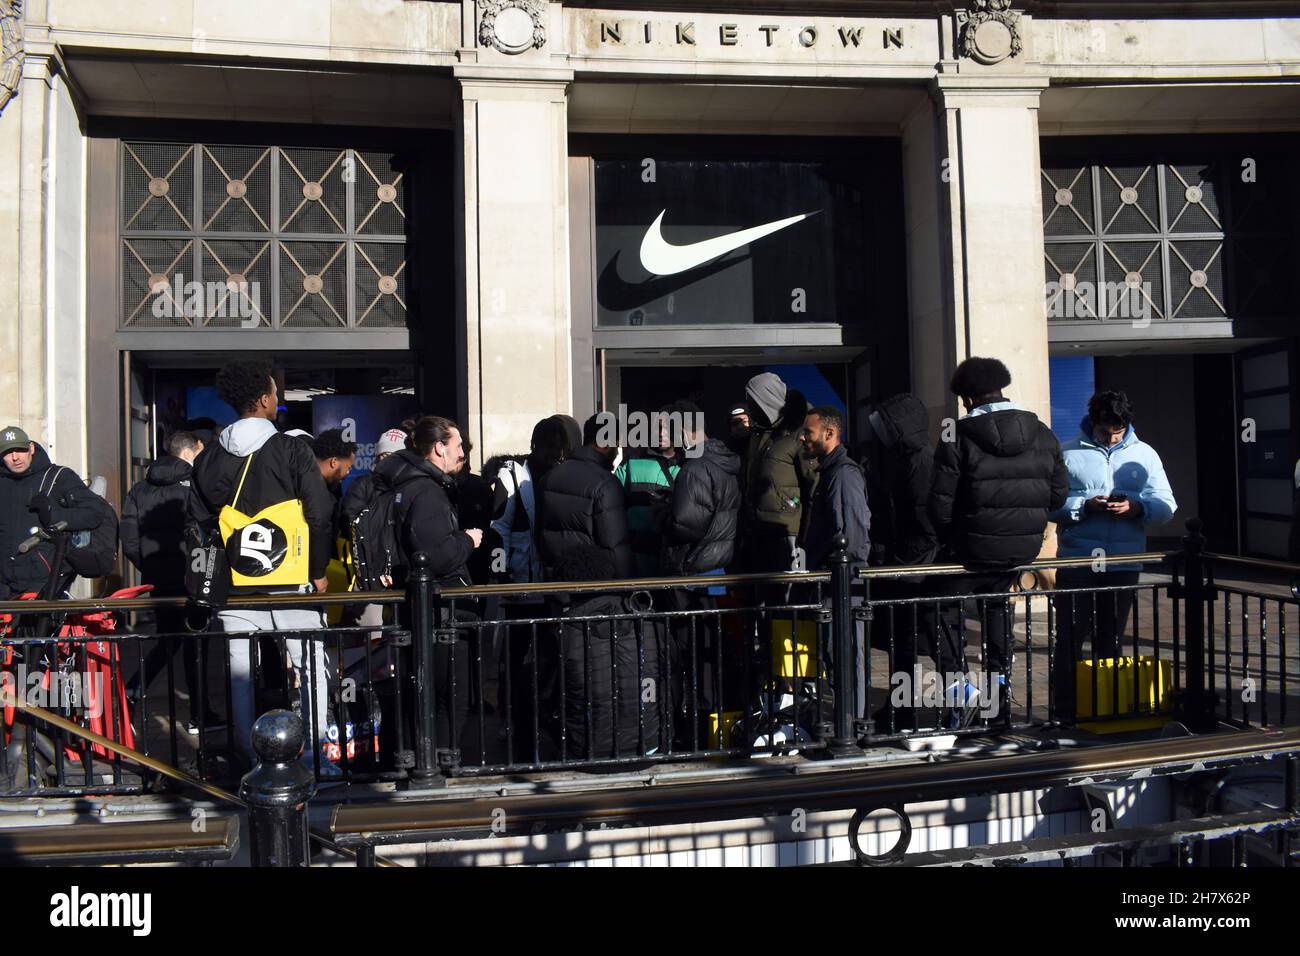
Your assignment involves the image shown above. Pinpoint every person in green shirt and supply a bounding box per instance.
[615,403,683,578]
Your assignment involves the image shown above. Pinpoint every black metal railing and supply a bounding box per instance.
[420,560,833,780]
[2,518,1298,798]
[0,589,406,795]
[856,555,1178,743]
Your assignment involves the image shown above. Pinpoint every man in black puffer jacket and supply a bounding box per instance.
[860,394,941,733]
[535,414,631,581]
[927,358,1068,714]
[122,431,203,597]
[122,430,211,717]
[863,393,938,568]
[660,411,742,743]
[661,408,741,577]
[550,546,667,760]
[929,359,1068,570]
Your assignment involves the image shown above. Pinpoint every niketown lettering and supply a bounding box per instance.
[594,20,908,52]
[638,210,819,276]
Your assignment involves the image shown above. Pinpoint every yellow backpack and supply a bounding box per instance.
[218,452,311,587]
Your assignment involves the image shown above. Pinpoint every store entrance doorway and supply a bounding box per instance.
[595,347,873,449]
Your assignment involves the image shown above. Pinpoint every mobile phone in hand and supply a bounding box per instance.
[1108,492,1128,503]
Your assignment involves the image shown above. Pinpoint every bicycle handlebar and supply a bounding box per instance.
[16,520,67,555]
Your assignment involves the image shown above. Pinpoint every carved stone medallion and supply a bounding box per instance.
[478,0,545,55]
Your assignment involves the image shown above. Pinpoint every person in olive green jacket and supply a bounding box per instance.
[614,405,682,577]
[741,373,818,573]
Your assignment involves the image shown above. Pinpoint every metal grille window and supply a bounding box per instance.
[1042,162,1226,324]
[120,142,407,330]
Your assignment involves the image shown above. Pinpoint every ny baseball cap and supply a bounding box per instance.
[376,428,407,456]
[0,426,31,455]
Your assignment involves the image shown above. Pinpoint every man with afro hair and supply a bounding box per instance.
[925,357,1068,725]
[187,359,336,775]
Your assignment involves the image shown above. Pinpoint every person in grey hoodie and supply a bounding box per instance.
[187,360,335,775]
[740,373,817,573]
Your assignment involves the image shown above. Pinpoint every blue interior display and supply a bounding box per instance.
[767,363,845,418]
[312,395,417,492]
[184,386,238,428]
[1049,356,1096,443]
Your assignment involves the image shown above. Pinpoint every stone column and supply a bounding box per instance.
[902,74,1052,427]
[903,71,1057,561]
[455,72,573,469]
[1,53,52,440]
[0,37,88,475]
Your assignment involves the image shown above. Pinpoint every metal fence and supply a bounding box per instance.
[2,519,1298,797]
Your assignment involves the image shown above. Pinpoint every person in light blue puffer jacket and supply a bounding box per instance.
[1049,390,1177,720]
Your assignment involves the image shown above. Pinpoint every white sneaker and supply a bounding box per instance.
[752,723,809,755]
[944,679,981,729]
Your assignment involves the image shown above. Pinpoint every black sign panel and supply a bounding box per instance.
[594,158,867,327]
[227,520,289,577]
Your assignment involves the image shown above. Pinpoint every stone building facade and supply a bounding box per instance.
[1,0,1298,557]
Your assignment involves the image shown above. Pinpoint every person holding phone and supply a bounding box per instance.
[1050,390,1177,721]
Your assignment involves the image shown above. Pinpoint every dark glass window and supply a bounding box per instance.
[594,158,867,327]
[1042,162,1225,324]
[120,142,407,330]
[1041,137,1300,325]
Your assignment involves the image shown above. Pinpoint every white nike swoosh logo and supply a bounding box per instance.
[638,209,819,277]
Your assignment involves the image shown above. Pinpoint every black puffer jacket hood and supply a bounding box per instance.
[873,393,930,454]
[960,409,1037,458]
[662,438,742,575]
[145,455,192,487]
[699,438,740,476]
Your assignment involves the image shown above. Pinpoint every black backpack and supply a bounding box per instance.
[38,467,120,580]
[350,489,409,590]
[66,494,119,579]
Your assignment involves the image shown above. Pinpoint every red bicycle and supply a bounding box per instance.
[1,518,142,789]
